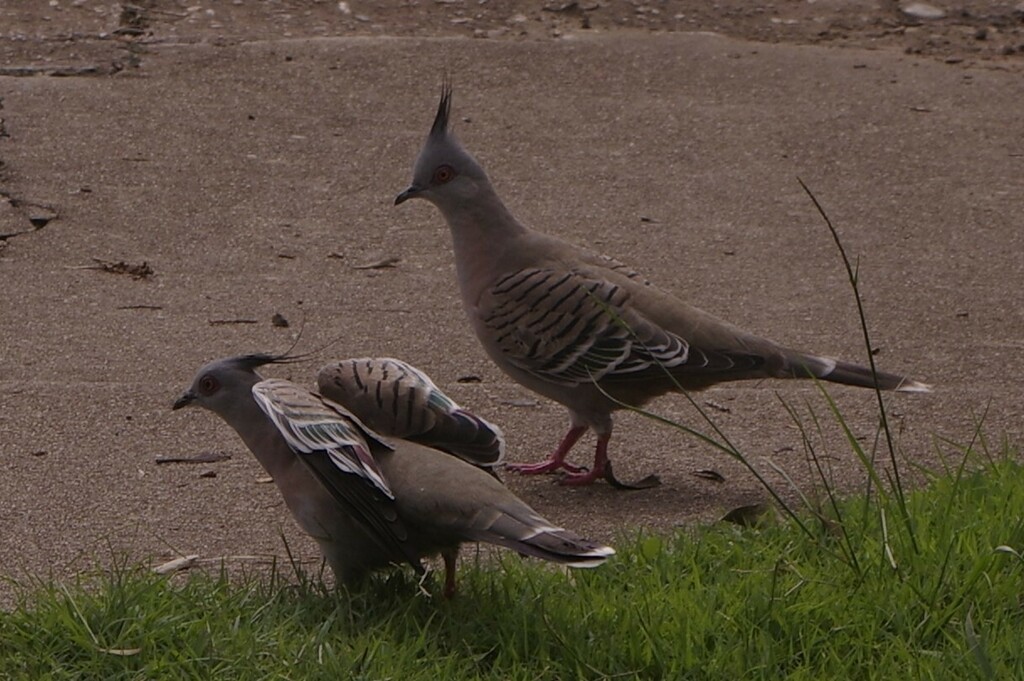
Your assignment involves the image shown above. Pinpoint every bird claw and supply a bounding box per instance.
[507,459,587,475]
[511,455,660,489]
[548,460,661,488]
[602,461,661,490]
[556,469,605,486]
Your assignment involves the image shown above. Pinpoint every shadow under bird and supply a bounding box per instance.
[316,357,505,475]
[395,85,931,487]
[172,353,613,596]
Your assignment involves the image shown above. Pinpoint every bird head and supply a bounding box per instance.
[173,354,288,416]
[395,83,490,211]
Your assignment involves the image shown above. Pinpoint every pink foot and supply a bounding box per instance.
[507,458,587,476]
[557,467,606,486]
[555,432,610,487]
[508,425,588,476]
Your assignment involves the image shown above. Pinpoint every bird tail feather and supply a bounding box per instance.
[786,353,931,393]
[468,516,615,568]
[514,527,616,568]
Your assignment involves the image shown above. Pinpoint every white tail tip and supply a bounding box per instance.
[896,379,932,394]
[566,545,616,569]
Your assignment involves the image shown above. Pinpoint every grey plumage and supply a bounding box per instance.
[173,354,612,595]
[316,357,504,471]
[395,85,931,486]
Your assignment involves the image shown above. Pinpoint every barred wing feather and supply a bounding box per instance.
[317,358,505,468]
[481,268,692,386]
[251,378,394,499]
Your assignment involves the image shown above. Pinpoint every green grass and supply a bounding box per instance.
[3,454,1024,680]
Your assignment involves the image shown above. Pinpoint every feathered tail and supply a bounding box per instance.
[468,507,615,568]
[784,352,931,393]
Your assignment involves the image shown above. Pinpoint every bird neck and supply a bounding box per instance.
[437,185,528,296]
[219,399,298,481]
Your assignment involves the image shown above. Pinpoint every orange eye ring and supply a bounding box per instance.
[432,165,456,185]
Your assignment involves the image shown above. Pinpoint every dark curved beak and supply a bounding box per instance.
[172,390,196,411]
[394,185,422,206]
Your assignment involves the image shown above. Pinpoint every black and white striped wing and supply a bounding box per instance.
[251,379,426,572]
[317,358,506,468]
[317,358,445,438]
[383,360,506,467]
[481,266,774,387]
[252,378,394,499]
[479,268,691,387]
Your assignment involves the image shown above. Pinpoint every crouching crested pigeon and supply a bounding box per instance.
[173,354,613,596]
[395,84,930,487]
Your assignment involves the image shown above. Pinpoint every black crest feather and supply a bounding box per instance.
[226,322,353,374]
[430,79,452,138]
[233,353,301,371]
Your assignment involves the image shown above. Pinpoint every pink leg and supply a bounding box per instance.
[507,426,588,475]
[558,433,611,486]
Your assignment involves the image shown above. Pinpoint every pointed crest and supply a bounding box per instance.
[430,79,452,139]
[233,353,303,372]
[230,323,352,374]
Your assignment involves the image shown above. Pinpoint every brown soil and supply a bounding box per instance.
[1,1,1022,605]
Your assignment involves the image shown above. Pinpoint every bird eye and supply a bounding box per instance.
[432,164,456,185]
[198,375,219,396]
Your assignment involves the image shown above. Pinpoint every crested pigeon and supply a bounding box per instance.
[395,85,930,487]
[316,357,504,473]
[173,354,613,595]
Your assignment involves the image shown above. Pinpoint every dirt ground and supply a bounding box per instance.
[1,1,1022,605]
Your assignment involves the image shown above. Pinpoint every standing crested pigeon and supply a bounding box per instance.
[395,85,930,487]
[316,357,504,473]
[173,354,613,596]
